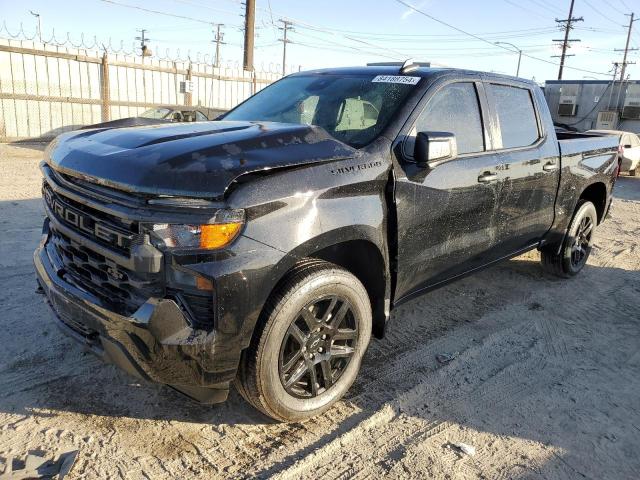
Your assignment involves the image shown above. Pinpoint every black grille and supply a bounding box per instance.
[49,231,163,315]
[43,183,136,256]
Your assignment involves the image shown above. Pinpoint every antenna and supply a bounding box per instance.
[400,58,419,74]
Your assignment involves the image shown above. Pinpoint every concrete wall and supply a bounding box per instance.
[544,80,640,133]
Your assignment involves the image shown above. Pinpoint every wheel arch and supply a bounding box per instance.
[253,229,391,344]
[579,181,607,224]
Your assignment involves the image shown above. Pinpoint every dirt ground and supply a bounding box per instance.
[0,142,639,479]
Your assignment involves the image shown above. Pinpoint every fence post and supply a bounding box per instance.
[101,52,110,122]
[252,70,257,96]
[185,63,192,106]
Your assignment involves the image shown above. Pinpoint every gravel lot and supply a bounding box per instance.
[1,142,639,479]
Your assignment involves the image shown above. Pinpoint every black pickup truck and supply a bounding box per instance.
[34,64,619,422]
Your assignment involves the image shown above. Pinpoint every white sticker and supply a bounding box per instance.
[372,75,421,85]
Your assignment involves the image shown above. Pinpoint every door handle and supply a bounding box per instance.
[478,171,498,183]
[543,161,558,172]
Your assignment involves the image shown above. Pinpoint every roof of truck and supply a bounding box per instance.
[288,65,536,86]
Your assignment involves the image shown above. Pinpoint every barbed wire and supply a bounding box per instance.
[0,21,290,74]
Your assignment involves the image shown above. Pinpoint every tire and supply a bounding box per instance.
[235,260,372,422]
[540,200,597,278]
[630,167,637,176]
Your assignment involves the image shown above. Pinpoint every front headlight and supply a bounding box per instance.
[144,209,244,250]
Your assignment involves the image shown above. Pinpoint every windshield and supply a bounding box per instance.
[140,107,171,119]
[223,74,420,147]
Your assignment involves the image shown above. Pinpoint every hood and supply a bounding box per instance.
[46,121,357,199]
[81,117,171,129]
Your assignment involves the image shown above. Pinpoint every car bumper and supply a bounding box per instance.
[34,240,231,404]
[620,156,639,172]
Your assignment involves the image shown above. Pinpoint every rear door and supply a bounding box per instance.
[484,81,560,252]
[393,78,506,301]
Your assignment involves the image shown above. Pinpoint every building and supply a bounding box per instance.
[544,79,640,133]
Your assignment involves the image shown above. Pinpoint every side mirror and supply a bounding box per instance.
[414,131,457,168]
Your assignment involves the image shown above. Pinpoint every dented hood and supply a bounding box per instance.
[46,121,357,198]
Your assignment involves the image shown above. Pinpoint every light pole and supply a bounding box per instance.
[495,41,522,77]
[29,10,41,42]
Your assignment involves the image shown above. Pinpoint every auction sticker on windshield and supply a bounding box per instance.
[372,75,421,85]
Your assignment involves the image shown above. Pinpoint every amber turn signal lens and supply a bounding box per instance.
[199,223,242,249]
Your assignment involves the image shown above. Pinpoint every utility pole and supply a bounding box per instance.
[213,24,225,68]
[607,62,619,110]
[242,0,255,71]
[135,29,151,57]
[278,19,293,76]
[615,13,638,81]
[553,0,583,80]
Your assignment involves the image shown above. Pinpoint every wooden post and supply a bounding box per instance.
[100,52,110,122]
[252,70,257,96]
[185,64,192,106]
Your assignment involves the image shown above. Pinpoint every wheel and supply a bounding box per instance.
[235,260,372,422]
[540,201,597,278]
[630,167,637,176]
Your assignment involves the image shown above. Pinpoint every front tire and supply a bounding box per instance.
[235,260,372,422]
[540,201,597,278]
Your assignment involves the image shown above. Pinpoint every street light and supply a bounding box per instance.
[29,10,41,42]
[495,41,522,77]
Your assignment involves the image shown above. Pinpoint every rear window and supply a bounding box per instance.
[490,84,540,149]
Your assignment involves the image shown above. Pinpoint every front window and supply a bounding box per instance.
[140,107,171,119]
[224,74,420,148]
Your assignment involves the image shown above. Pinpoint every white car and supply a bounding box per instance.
[587,129,640,176]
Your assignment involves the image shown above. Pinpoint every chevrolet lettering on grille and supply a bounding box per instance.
[43,186,133,249]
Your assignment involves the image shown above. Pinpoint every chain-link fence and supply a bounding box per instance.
[0,38,283,142]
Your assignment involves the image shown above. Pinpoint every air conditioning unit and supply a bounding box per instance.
[595,111,618,130]
[558,101,577,116]
[621,84,640,120]
[557,84,579,116]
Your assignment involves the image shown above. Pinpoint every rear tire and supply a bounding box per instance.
[540,201,597,278]
[235,260,372,422]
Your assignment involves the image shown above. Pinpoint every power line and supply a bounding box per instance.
[525,0,565,17]
[581,0,624,26]
[392,0,611,76]
[502,0,556,21]
[601,0,628,16]
[618,0,632,11]
[100,0,214,25]
[163,0,239,16]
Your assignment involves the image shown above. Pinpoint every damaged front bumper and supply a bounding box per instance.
[34,240,233,404]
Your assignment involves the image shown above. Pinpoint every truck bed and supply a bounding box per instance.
[557,132,619,158]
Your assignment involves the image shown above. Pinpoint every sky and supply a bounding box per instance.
[1,0,639,81]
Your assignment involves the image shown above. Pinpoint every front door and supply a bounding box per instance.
[393,79,505,301]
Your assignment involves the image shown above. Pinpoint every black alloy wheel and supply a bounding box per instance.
[279,295,358,398]
[570,214,594,269]
[235,260,372,422]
